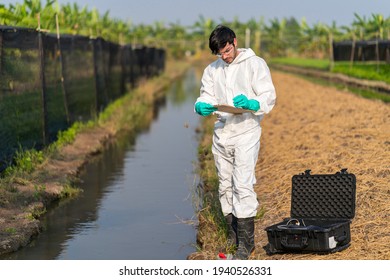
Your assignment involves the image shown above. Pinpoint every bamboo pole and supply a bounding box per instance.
[38,13,49,145]
[375,32,380,73]
[56,13,70,124]
[350,33,356,69]
[37,13,41,31]
[0,30,3,76]
[254,30,261,54]
[357,27,363,60]
[245,28,251,48]
[328,32,334,71]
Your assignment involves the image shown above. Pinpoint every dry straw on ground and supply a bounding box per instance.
[254,70,390,260]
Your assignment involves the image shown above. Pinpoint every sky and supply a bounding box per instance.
[1,0,389,28]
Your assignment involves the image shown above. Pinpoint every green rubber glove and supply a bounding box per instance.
[195,102,217,116]
[233,94,260,111]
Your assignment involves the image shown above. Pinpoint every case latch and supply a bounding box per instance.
[303,169,311,176]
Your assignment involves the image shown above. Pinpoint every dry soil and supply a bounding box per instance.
[253,70,389,260]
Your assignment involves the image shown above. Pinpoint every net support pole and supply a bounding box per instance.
[0,30,3,76]
[120,45,126,96]
[38,15,49,146]
[38,32,48,146]
[56,13,70,124]
[92,38,100,115]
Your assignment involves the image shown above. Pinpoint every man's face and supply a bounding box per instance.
[217,38,238,64]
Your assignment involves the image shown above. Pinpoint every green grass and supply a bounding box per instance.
[301,74,390,103]
[53,120,95,149]
[269,57,330,70]
[331,62,390,84]
[270,57,390,83]
[4,227,17,234]
[269,57,390,103]
[4,147,45,176]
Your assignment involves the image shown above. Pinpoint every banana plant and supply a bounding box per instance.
[263,18,288,56]
[191,15,216,50]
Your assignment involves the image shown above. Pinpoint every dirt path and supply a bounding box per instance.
[254,70,390,260]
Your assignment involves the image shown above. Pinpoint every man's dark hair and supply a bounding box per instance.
[209,25,236,55]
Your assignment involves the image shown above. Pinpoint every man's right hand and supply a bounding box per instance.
[195,102,217,116]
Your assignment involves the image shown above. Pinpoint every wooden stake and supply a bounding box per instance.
[37,13,41,31]
[350,33,356,70]
[56,13,70,124]
[328,32,334,71]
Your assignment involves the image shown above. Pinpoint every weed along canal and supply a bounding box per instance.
[2,68,202,260]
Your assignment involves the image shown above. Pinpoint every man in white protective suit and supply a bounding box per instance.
[194,25,276,259]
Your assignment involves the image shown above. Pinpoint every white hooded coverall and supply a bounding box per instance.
[196,48,276,219]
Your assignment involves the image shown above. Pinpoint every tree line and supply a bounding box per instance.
[0,0,389,58]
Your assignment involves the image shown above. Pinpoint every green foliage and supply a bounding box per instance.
[54,120,94,148]
[33,184,46,201]
[56,124,77,145]
[256,206,266,220]
[331,62,390,84]
[194,116,230,252]
[1,1,388,59]
[349,87,390,103]
[4,147,45,175]
[270,57,390,103]
[59,183,82,199]
[270,57,330,70]
[4,227,17,234]
[3,120,95,174]
[26,204,47,220]
[271,57,390,84]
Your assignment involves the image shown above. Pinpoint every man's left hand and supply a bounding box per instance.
[233,94,260,111]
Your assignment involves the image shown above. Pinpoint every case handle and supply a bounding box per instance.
[300,169,311,176]
[281,235,309,249]
[335,232,348,243]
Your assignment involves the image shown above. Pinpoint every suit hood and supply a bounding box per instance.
[231,48,256,64]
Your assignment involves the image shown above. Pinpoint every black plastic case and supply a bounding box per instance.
[265,169,356,254]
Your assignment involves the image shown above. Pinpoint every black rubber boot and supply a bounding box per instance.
[234,217,255,260]
[225,213,237,248]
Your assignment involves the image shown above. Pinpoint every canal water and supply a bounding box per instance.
[2,67,203,260]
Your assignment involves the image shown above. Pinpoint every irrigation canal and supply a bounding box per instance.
[2,67,203,260]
